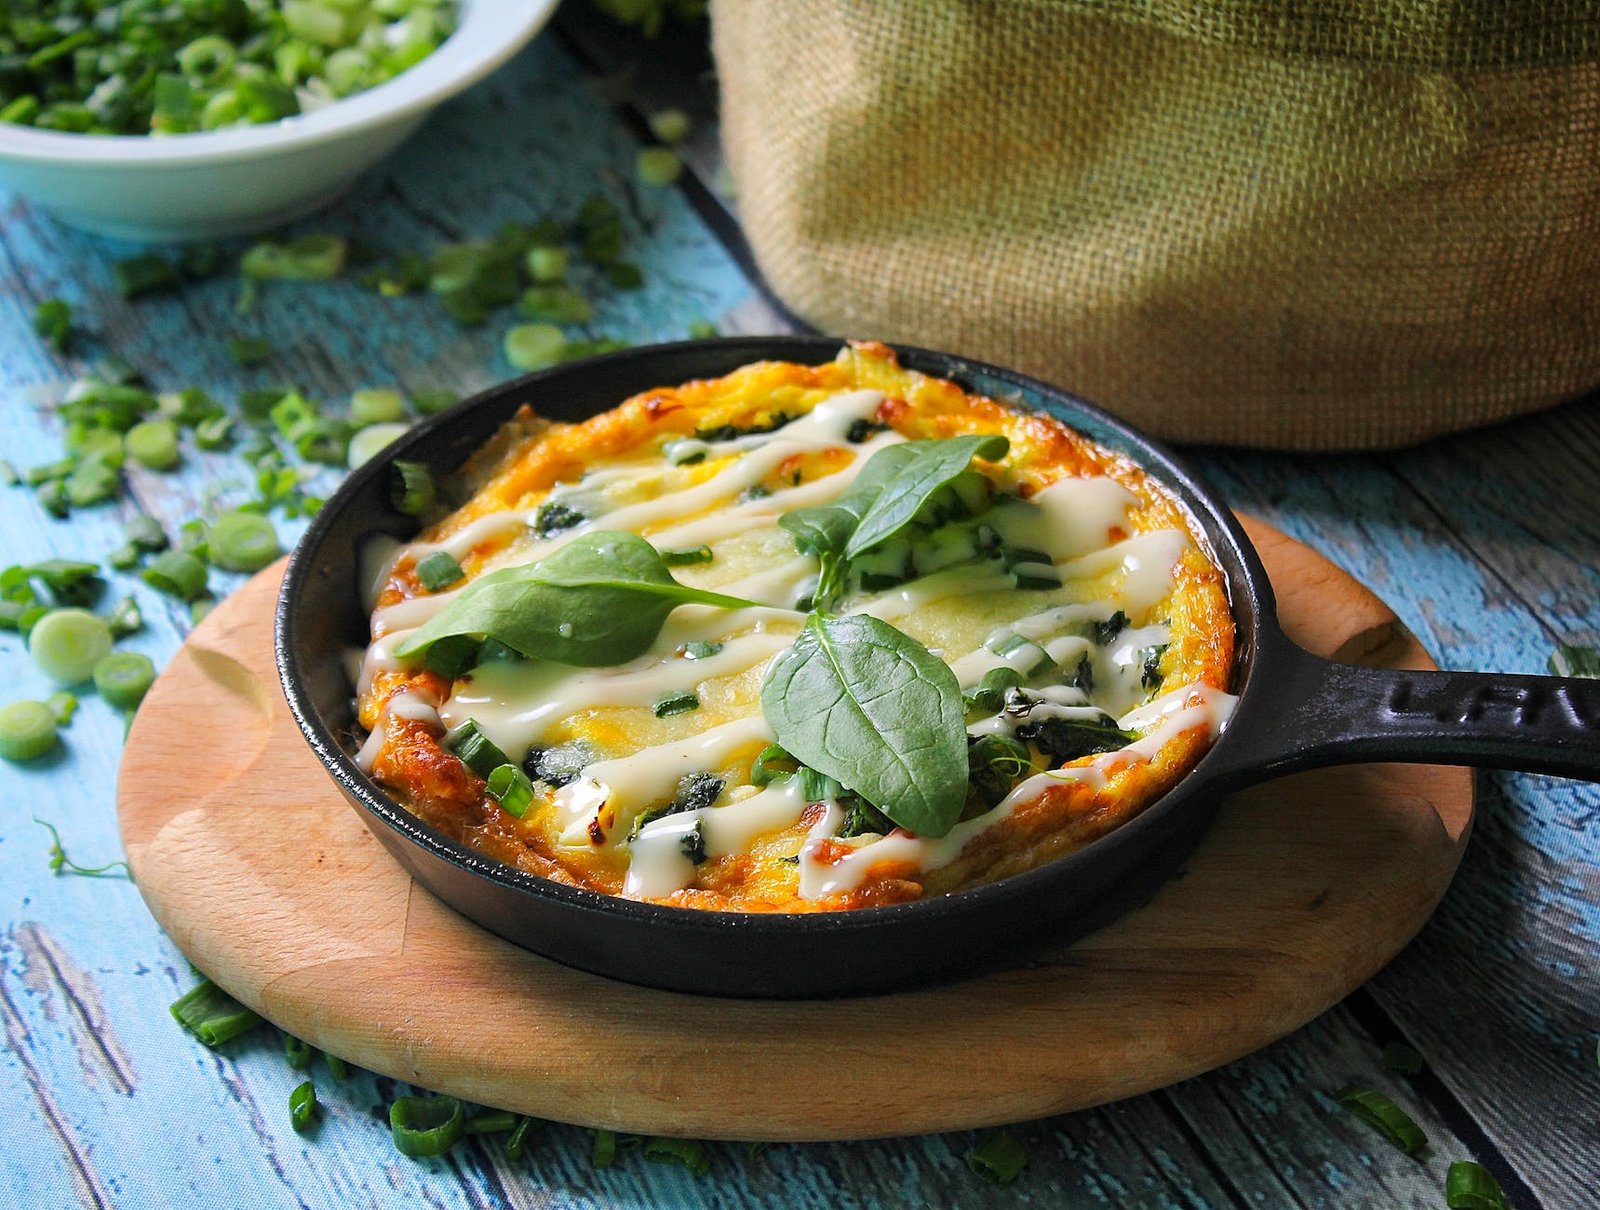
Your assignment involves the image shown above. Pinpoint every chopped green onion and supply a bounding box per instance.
[27,559,104,606]
[290,1080,319,1133]
[1446,1161,1510,1209]
[464,1109,518,1135]
[415,552,465,591]
[1334,1086,1428,1156]
[142,551,209,601]
[125,516,169,553]
[648,108,691,144]
[412,390,458,416]
[229,336,273,367]
[0,700,59,762]
[636,147,683,187]
[113,255,178,300]
[108,596,143,639]
[0,460,17,487]
[93,652,157,710]
[1550,643,1600,677]
[351,388,406,427]
[33,299,73,352]
[241,234,347,281]
[125,420,181,472]
[591,1128,618,1168]
[209,512,282,573]
[389,1095,464,1158]
[444,720,510,778]
[750,743,797,786]
[525,246,568,283]
[505,1115,539,1160]
[46,691,78,726]
[604,261,644,291]
[29,608,114,686]
[195,416,235,451]
[518,286,593,325]
[485,763,536,818]
[284,1034,317,1071]
[390,461,436,516]
[347,422,410,468]
[681,640,723,660]
[642,1137,711,1176]
[64,459,121,508]
[504,323,569,371]
[325,1054,350,1081]
[660,545,713,567]
[965,1130,1027,1185]
[180,245,224,280]
[687,319,719,340]
[1382,1041,1424,1075]
[170,977,264,1047]
[653,689,700,718]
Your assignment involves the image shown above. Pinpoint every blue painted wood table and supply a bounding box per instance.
[2,11,1596,1209]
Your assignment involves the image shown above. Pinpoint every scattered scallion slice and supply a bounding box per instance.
[208,512,282,573]
[389,1095,464,1158]
[108,596,143,638]
[504,323,569,371]
[142,551,209,601]
[125,420,181,471]
[1446,1161,1510,1209]
[687,318,718,340]
[284,1034,317,1071]
[648,108,691,145]
[290,1080,319,1133]
[347,422,410,468]
[114,254,178,300]
[29,608,114,685]
[390,461,436,516]
[525,246,568,284]
[351,388,406,427]
[636,146,683,187]
[965,1130,1027,1185]
[464,1109,518,1135]
[93,651,156,710]
[34,299,72,352]
[415,552,465,592]
[170,977,264,1047]
[518,286,593,325]
[46,691,78,726]
[505,1115,539,1160]
[1382,1041,1424,1075]
[1549,643,1600,678]
[0,700,59,762]
[326,1054,350,1081]
[1334,1085,1428,1156]
[642,1137,711,1176]
[241,234,347,282]
[485,763,535,818]
[412,390,458,416]
[125,515,169,552]
[228,336,273,367]
[591,1128,618,1168]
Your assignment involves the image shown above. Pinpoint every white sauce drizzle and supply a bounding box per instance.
[357,379,1228,904]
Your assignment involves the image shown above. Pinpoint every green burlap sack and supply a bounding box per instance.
[712,1,1600,448]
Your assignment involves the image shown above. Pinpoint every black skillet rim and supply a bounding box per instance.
[275,336,1275,947]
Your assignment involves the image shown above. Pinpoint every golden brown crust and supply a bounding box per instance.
[358,343,1235,912]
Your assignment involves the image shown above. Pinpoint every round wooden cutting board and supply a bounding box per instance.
[118,518,1472,1141]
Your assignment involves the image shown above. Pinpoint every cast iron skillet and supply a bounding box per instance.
[276,337,1600,998]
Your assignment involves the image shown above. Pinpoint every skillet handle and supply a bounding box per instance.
[1211,636,1600,789]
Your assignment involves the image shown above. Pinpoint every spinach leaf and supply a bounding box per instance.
[393,531,766,667]
[843,434,1008,560]
[778,437,1007,608]
[760,613,969,837]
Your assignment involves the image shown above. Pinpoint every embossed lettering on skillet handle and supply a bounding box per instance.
[1205,630,1600,791]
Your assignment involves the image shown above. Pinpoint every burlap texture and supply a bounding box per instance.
[712,1,1600,448]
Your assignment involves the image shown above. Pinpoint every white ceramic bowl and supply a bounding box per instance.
[0,0,558,242]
